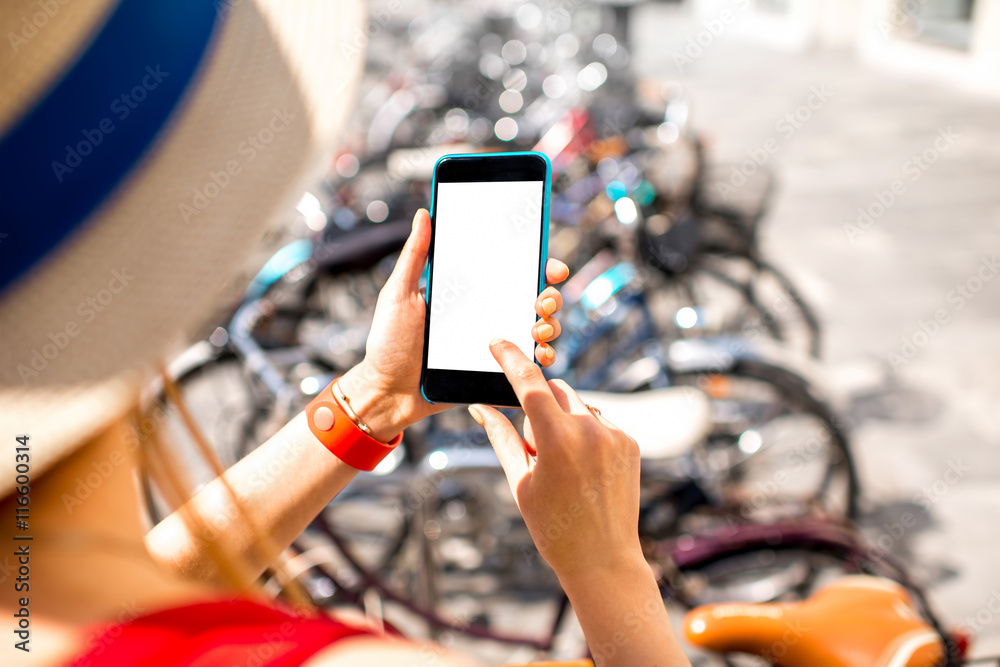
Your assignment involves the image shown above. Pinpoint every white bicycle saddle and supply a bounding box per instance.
[575,386,711,460]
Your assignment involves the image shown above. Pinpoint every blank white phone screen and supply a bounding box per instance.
[427,180,544,373]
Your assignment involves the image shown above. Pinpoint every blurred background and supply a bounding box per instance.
[628,0,1000,655]
[163,0,1000,663]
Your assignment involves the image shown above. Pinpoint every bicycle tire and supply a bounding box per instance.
[669,359,859,522]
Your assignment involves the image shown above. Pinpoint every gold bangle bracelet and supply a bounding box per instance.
[331,380,372,435]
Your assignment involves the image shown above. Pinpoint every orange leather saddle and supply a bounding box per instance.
[683,576,945,666]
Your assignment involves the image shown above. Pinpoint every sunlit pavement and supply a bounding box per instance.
[631,1,1000,651]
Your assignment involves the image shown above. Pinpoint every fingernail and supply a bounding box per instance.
[545,346,555,359]
[541,297,557,316]
[537,323,554,341]
[490,337,505,347]
[468,405,484,425]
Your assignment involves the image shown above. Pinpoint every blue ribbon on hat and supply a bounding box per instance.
[0,0,222,295]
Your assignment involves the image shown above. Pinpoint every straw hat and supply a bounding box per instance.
[0,0,364,496]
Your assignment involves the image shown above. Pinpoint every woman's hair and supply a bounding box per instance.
[136,364,313,608]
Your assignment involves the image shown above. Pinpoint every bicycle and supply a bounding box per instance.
[680,555,999,666]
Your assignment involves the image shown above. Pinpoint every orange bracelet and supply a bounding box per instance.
[305,380,402,471]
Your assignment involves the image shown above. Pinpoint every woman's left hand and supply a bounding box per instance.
[338,208,568,442]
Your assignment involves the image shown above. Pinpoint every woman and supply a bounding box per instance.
[0,0,690,665]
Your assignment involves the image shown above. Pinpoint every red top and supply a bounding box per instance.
[64,599,375,667]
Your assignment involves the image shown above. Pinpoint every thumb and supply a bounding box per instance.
[388,208,431,292]
[469,405,531,499]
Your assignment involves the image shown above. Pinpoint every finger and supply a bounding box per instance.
[522,415,539,456]
[535,286,564,318]
[546,379,572,412]
[535,342,556,367]
[489,338,561,418]
[470,405,532,497]
[532,316,562,344]
[389,209,431,291]
[545,258,569,285]
[594,411,626,432]
[549,379,591,416]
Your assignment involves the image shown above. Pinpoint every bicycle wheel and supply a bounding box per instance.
[141,344,270,521]
[661,252,821,360]
[668,360,859,524]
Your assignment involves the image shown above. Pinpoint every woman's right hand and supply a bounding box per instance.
[469,341,691,667]
[468,339,645,584]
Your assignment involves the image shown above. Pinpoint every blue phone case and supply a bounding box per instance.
[421,151,552,405]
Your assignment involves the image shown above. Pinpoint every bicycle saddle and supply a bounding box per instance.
[575,387,710,460]
[682,575,944,667]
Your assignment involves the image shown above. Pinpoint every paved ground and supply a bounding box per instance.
[630,1,1000,653]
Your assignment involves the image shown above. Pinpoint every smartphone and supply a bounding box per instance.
[420,152,551,407]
